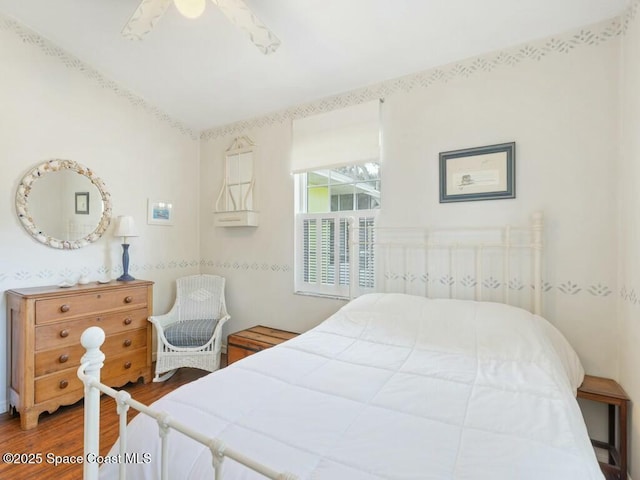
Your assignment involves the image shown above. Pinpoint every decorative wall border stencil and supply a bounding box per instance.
[0,258,625,306]
[200,259,292,272]
[0,15,197,140]
[0,259,201,287]
[381,270,616,300]
[620,286,640,307]
[623,0,640,31]
[201,3,638,141]
[197,260,618,301]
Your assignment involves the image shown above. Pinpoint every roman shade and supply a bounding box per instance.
[291,100,381,173]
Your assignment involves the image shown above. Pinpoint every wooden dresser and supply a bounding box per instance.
[6,279,153,429]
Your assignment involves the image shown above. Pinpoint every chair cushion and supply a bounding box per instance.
[165,318,219,347]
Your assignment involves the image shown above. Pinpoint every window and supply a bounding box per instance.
[291,100,381,298]
[295,163,379,298]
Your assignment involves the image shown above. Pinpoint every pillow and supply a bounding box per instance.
[165,318,219,347]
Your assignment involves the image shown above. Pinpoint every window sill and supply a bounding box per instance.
[294,290,351,302]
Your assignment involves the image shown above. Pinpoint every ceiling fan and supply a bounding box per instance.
[122,0,281,55]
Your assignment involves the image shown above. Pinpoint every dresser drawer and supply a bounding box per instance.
[35,286,148,324]
[34,368,83,404]
[34,347,148,404]
[35,328,147,377]
[101,347,148,384]
[35,308,148,351]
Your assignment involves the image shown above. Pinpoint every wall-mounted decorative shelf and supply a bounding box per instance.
[214,136,259,227]
[213,210,259,227]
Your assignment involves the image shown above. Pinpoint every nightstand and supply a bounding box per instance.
[227,325,299,365]
[577,375,630,480]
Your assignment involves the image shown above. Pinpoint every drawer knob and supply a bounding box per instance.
[124,361,132,369]
[59,380,69,389]
[123,339,132,347]
[60,304,70,313]
[59,329,69,338]
[123,317,132,326]
[124,296,133,304]
[59,354,69,363]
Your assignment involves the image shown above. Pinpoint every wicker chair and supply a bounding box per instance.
[149,274,230,382]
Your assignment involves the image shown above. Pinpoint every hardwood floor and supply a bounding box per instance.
[0,366,209,480]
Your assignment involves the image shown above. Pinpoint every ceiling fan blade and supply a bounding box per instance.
[122,0,172,40]
[211,0,281,54]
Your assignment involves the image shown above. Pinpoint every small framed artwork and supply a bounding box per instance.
[147,199,174,225]
[75,192,90,214]
[439,142,515,203]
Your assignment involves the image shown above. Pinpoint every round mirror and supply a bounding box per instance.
[16,159,112,249]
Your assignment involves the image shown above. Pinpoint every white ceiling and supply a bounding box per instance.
[0,0,629,131]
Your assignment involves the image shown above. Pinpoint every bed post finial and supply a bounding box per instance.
[80,326,105,383]
[531,212,543,315]
[79,327,105,480]
[81,326,106,353]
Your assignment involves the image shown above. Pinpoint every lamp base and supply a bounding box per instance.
[118,243,135,282]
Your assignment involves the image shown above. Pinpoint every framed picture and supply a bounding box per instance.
[147,199,174,225]
[439,142,515,203]
[75,192,90,214]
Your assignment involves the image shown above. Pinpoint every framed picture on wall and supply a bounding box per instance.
[147,199,174,225]
[439,142,516,203]
[75,192,90,214]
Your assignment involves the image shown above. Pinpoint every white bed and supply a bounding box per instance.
[99,293,602,480]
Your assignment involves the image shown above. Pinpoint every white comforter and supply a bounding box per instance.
[100,293,602,479]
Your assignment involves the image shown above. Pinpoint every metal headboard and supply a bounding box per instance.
[350,212,543,315]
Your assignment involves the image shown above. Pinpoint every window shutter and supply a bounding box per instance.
[320,218,335,285]
[296,212,376,297]
[358,217,375,289]
[302,218,317,284]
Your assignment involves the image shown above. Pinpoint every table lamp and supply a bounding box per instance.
[113,215,138,281]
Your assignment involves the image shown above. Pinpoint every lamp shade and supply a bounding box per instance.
[113,216,138,238]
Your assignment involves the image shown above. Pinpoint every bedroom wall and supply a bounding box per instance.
[0,19,201,412]
[618,1,640,477]
[200,17,621,382]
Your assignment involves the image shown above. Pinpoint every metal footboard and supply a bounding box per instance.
[77,326,297,480]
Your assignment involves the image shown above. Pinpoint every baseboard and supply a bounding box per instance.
[0,400,7,414]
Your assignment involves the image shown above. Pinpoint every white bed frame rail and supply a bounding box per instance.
[77,327,297,480]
